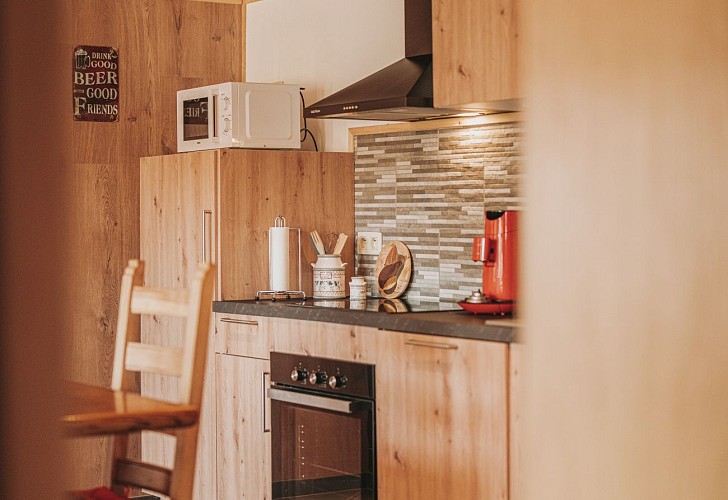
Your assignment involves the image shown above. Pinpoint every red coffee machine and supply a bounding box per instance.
[459,210,519,314]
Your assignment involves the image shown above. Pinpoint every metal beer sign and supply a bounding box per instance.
[73,45,119,122]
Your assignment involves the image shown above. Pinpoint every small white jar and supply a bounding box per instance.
[349,276,367,300]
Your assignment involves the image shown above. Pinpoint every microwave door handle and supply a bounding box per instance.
[268,387,363,415]
[210,89,219,141]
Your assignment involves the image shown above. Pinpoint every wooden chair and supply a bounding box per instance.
[73,259,215,500]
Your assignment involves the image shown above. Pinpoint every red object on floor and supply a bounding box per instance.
[69,486,128,500]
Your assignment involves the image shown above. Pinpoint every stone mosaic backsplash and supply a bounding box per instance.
[353,120,523,302]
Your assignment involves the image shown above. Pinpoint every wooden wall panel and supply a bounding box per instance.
[217,150,356,299]
[67,0,242,489]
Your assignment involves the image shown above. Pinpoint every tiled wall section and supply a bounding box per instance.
[354,121,523,302]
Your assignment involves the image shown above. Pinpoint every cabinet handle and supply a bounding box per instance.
[201,210,212,263]
[220,318,258,326]
[404,339,459,350]
[262,371,271,433]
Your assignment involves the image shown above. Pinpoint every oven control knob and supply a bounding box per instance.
[290,368,308,382]
[309,371,328,385]
[328,374,348,389]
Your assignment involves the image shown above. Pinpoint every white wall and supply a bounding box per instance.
[246,0,404,151]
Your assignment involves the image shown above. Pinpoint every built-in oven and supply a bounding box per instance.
[268,352,376,499]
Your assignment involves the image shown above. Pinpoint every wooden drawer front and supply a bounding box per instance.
[215,314,272,359]
[271,318,377,364]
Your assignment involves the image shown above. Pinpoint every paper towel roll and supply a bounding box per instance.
[269,226,290,291]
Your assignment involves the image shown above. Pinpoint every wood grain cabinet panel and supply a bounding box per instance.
[140,151,218,500]
[432,0,520,111]
[271,317,378,364]
[214,313,275,500]
[212,312,513,499]
[376,331,509,499]
[215,314,275,359]
[140,149,354,498]
[216,353,272,500]
[141,149,354,301]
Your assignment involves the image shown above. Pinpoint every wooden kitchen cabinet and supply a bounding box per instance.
[139,151,218,499]
[216,352,271,499]
[139,149,354,498]
[141,148,354,302]
[214,314,274,499]
[211,311,512,499]
[432,0,520,111]
[376,331,509,499]
[214,315,377,499]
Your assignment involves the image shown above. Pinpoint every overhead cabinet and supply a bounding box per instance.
[432,0,520,111]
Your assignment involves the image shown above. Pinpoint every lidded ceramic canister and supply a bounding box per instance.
[311,254,346,299]
[349,276,367,300]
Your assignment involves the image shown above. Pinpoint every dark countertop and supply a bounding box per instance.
[213,298,517,343]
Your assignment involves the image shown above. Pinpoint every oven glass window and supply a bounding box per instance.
[272,400,375,499]
[182,97,208,141]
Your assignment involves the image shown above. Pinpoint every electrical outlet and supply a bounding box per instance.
[356,231,383,256]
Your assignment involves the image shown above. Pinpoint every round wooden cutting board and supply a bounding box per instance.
[374,241,412,298]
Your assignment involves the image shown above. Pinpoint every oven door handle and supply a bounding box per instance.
[267,387,367,415]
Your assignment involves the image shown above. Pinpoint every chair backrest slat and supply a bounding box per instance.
[130,286,189,317]
[125,342,183,378]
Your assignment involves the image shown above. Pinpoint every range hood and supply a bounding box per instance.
[304,0,459,122]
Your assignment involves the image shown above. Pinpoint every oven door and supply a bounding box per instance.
[268,386,376,499]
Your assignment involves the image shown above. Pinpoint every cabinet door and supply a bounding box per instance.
[139,151,218,499]
[376,332,508,499]
[217,353,272,500]
[140,150,217,286]
[432,0,520,110]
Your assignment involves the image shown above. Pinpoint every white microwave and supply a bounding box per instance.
[176,82,301,152]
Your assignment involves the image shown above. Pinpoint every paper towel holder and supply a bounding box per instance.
[257,215,305,301]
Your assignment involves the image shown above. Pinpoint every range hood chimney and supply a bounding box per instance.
[304,0,459,121]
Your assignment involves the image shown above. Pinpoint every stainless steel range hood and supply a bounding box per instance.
[304,0,459,122]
